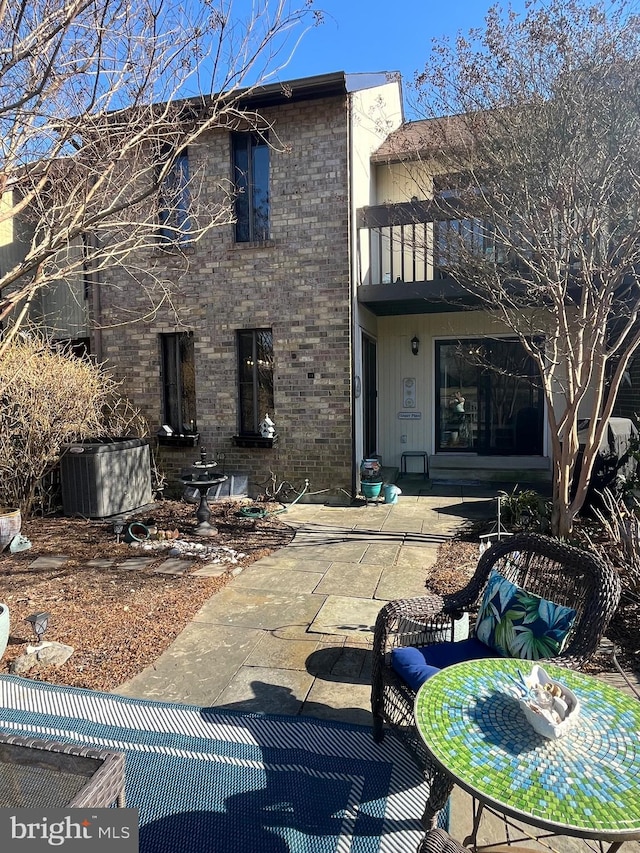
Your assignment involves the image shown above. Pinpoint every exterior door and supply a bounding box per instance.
[362,335,377,457]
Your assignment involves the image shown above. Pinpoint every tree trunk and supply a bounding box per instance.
[552,461,575,538]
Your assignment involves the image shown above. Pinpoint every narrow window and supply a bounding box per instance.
[232,133,270,242]
[237,329,274,434]
[160,332,197,432]
[158,146,191,244]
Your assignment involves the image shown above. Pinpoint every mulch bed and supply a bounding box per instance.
[0,500,294,692]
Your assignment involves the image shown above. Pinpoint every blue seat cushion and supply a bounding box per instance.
[391,637,498,691]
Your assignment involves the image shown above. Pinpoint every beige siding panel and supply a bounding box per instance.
[352,86,403,290]
[32,275,89,340]
[0,201,34,271]
[375,162,434,203]
[351,83,403,466]
[31,241,89,340]
[0,190,14,247]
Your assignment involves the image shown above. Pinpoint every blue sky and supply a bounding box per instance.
[269,0,529,99]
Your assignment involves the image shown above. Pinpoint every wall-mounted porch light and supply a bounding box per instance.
[411,336,420,356]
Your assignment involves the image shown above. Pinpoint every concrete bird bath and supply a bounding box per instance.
[180,449,228,536]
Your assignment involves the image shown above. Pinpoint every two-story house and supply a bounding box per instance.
[7,71,584,499]
[356,117,552,488]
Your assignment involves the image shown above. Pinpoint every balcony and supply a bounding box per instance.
[356,200,487,316]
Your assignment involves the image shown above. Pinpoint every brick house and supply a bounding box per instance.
[91,72,404,498]
[0,73,561,498]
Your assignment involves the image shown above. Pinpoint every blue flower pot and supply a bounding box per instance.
[384,484,401,504]
[361,481,382,499]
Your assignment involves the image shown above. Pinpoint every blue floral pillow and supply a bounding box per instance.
[475,568,577,660]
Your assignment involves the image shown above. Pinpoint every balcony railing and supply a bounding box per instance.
[357,199,495,287]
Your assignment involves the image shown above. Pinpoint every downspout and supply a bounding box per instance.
[347,91,358,502]
[87,232,103,362]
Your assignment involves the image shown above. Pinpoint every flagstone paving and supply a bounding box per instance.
[153,558,192,575]
[27,555,70,569]
[115,481,489,715]
[116,557,157,571]
[85,558,116,569]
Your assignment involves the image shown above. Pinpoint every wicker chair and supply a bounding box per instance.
[371,533,621,824]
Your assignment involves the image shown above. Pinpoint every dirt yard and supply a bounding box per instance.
[0,500,294,691]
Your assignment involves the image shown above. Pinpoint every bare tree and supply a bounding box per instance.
[403,0,640,537]
[0,0,320,352]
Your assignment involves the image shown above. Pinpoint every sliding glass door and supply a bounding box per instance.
[436,338,543,455]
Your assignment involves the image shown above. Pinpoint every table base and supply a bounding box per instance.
[464,799,628,853]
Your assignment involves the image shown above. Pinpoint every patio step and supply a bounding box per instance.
[430,454,551,487]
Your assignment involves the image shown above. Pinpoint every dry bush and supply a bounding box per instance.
[584,487,640,597]
[100,395,150,440]
[0,332,146,515]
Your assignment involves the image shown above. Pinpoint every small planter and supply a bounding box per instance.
[157,433,200,448]
[384,484,401,504]
[0,509,21,551]
[361,481,383,499]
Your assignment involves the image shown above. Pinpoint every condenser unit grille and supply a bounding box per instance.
[60,439,152,518]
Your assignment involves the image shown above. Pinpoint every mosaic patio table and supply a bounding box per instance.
[414,658,640,851]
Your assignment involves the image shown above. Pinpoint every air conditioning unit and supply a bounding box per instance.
[60,438,152,518]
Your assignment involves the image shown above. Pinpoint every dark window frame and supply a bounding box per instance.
[160,331,197,433]
[232,132,270,243]
[435,337,544,456]
[237,328,274,435]
[157,145,192,245]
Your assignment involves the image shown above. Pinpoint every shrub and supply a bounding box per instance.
[586,487,640,598]
[0,332,147,515]
[498,485,551,533]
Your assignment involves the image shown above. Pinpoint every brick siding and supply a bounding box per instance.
[98,96,353,498]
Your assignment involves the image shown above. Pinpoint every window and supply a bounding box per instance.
[237,329,274,434]
[54,338,91,360]
[160,332,197,432]
[436,338,543,455]
[232,133,270,242]
[158,145,191,245]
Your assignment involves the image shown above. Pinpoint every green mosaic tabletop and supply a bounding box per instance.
[414,658,640,841]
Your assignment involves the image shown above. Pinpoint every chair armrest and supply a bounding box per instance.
[373,595,448,660]
[418,829,467,853]
[370,595,472,742]
[379,594,447,624]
